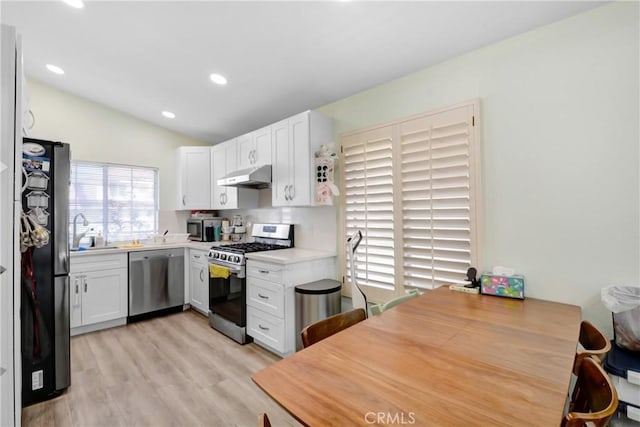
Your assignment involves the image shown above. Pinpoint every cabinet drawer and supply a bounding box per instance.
[70,253,127,273]
[247,261,283,282]
[190,249,208,263]
[247,278,284,317]
[247,308,285,353]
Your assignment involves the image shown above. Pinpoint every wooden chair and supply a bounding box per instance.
[301,308,366,348]
[370,289,421,315]
[258,412,271,427]
[562,357,618,427]
[573,320,611,375]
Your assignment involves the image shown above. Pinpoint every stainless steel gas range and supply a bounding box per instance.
[207,223,294,344]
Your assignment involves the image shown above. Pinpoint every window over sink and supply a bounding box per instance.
[69,161,158,244]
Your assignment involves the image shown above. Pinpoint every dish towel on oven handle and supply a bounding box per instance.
[209,264,230,279]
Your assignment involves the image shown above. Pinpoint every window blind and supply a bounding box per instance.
[69,162,158,243]
[400,107,474,289]
[341,101,480,298]
[343,127,395,291]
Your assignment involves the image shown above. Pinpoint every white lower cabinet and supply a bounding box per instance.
[246,256,336,357]
[189,249,209,315]
[70,253,128,335]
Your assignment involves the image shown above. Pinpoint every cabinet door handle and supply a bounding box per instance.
[182,195,186,206]
[289,185,295,200]
[200,269,204,282]
[258,293,269,299]
[258,324,270,331]
[74,282,80,306]
[284,185,290,201]
[258,269,269,274]
[84,280,87,293]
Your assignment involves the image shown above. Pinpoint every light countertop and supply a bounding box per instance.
[245,248,336,264]
[69,240,222,257]
[71,242,337,264]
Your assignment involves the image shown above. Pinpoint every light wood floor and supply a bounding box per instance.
[22,310,301,427]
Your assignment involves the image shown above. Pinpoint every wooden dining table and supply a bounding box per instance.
[252,286,581,426]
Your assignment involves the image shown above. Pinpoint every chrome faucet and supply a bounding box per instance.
[72,213,89,249]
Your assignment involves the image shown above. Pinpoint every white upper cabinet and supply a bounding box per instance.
[272,111,332,207]
[238,126,272,170]
[237,132,254,170]
[211,140,258,210]
[176,146,211,210]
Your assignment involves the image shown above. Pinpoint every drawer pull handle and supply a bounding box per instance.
[258,324,270,331]
[258,293,269,299]
[258,269,269,274]
[194,255,200,259]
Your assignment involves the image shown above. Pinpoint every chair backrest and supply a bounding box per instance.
[573,320,611,375]
[301,308,366,348]
[562,357,618,427]
[258,413,271,427]
[370,289,421,316]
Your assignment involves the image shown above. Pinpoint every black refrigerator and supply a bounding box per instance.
[20,137,71,406]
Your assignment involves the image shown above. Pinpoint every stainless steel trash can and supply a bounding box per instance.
[295,279,342,351]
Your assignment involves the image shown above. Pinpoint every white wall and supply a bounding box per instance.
[26,79,210,234]
[318,2,639,335]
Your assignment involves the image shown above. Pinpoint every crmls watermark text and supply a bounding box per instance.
[364,411,416,425]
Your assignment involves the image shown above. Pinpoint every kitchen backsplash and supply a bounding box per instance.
[219,205,337,252]
[161,189,338,252]
[159,209,192,236]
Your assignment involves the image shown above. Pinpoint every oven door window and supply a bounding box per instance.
[209,274,245,327]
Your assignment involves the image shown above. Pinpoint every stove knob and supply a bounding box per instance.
[233,255,240,263]
[212,252,219,259]
[220,254,227,261]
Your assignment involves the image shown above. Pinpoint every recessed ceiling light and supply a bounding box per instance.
[46,64,65,75]
[162,111,176,119]
[209,73,228,86]
[62,0,85,9]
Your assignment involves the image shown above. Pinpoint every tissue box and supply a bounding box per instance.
[480,274,525,299]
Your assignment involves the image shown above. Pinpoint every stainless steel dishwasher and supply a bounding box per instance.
[128,248,184,317]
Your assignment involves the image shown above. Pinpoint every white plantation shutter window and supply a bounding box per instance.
[400,106,476,289]
[342,127,396,292]
[69,162,158,243]
[341,101,480,299]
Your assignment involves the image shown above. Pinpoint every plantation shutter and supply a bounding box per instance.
[400,105,476,289]
[341,101,480,300]
[342,126,396,295]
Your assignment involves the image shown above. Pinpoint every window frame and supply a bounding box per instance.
[338,99,482,303]
[69,160,160,244]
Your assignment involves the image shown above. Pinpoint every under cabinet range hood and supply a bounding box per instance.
[217,164,271,189]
